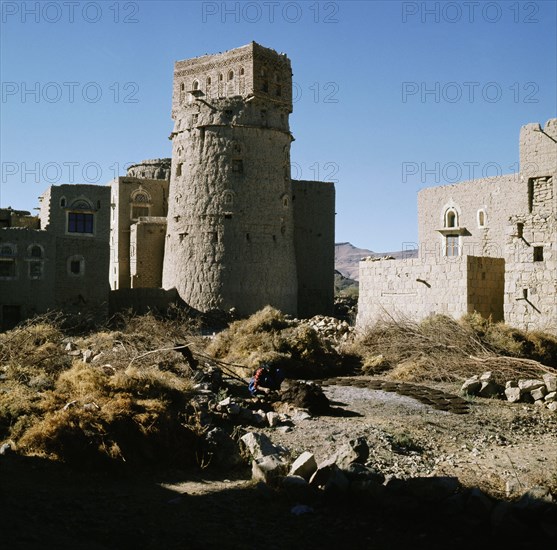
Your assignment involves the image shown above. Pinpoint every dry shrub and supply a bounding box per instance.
[351,314,557,383]
[0,312,204,468]
[206,306,345,378]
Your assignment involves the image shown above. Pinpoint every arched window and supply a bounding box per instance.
[227,70,234,81]
[60,197,66,208]
[192,80,199,91]
[223,191,234,206]
[444,208,458,228]
[28,244,43,258]
[240,67,245,76]
[68,199,94,234]
[130,189,152,220]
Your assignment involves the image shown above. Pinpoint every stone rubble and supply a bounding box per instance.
[462,371,557,411]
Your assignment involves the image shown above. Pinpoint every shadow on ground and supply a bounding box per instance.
[2,454,555,549]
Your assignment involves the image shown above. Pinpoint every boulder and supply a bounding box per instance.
[252,454,288,484]
[543,374,557,393]
[518,379,545,392]
[461,375,481,395]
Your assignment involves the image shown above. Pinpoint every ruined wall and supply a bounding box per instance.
[292,180,335,317]
[130,218,167,288]
[520,119,557,178]
[110,176,169,290]
[163,42,298,316]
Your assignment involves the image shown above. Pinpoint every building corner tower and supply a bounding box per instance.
[162,42,298,315]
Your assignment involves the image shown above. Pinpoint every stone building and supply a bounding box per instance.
[1,43,335,329]
[357,118,557,335]
[161,42,334,317]
[109,160,170,290]
[0,185,110,330]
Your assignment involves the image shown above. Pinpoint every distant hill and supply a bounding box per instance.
[335,242,418,281]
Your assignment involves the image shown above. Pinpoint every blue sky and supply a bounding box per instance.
[1,0,556,251]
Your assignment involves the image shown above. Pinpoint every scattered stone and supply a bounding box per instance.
[505,386,521,403]
[0,442,12,455]
[266,411,281,427]
[461,375,481,395]
[289,451,317,480]
[518,379,545,392]
[252,454,287,483]
[333,437,369,470]
[543,374,557,393]
[531,386,547,401]
[82,349,94,363]
[240,432,284,460]
[310,458,349,494]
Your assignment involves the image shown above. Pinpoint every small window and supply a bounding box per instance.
[192,113,198,124]
[517,223,524,238]
[60,197,66,208]
[232,160,243,174]
[219,74,223,82]
[68,255,85,276]
[477,209,486,228]
[445,210,457,228]
[180,83,185,91]
[0,244,15,257]
[224,192,234,205]
[240,67,245,76]
[0,260,16,278]
[192,80,199,91]
[207,77,212,86]
[29,261,43,279]
[228,70,234,81]
[445,235,459,257]
[176,163,183,177]
[533,247,544,262]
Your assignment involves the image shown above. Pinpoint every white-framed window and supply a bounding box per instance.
[444,208,458,228]
[445,234,460,257]
[477,209,487,228]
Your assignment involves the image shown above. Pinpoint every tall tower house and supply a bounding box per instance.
[162,42,298,315]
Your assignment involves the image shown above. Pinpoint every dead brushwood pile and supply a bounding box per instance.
[0,312,204,467]
[205,306,351,379]
[348,313,557,384]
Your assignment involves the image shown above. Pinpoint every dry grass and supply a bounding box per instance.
[349,313,557,384]
[205,306,348,378]
[0,311,204,467]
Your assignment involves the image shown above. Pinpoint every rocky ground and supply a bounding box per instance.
[3,372,556,549]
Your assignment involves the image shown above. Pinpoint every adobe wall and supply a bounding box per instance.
[292,180,335,317]
[130,218,167,289]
